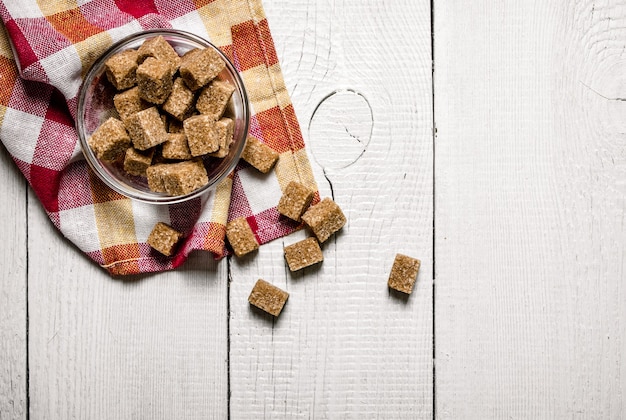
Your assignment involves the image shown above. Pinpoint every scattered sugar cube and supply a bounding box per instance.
[277,181,315,221]
[137,35,181,71]
[248,279,289,317]
[184,114,219,156]
[161,133,192,160]
[113,86,150,121]
[196,79,235,119]
[179,47,225,91]
[301,197,346,242]
[387,254,420,295]
[125,107,168,150]
[147,222,182,256]
[162,77,195,121]
[284,237,323,271]
[104,49,138,90]
[241,135,279,173]
[123,147,153,176]
[87,117,131,161]
[226,217,259,257]
[136,57,174,104]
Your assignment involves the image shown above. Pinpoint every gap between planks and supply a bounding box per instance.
[430,0,437,418]
[25,184,31,420]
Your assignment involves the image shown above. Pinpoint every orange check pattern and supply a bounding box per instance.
[0,0,318,275]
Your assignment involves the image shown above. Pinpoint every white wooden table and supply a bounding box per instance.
[2,1,625,418]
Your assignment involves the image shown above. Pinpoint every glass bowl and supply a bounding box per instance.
[76,29,249,204]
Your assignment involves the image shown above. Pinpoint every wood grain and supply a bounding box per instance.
[229,0,434,418]
[11,0,625,417]
[435,0,626,417]
[26,197,229,419]
[0,147,27,420]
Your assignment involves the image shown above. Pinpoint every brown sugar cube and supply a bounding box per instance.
[146,163,171,193]
[196,79,235,119]
[123,147,153,176]
[160,159,209,196]
[87,117,131,161]
[301,197,346,243]
[162,77,195,121]
[125,107,168,150]
[248,279,289,317]
[208,117,234,158]
[284,237,323,272]
[184,114,219,156]
[136,57,174,105]
[113,86,150,121]
[277,181,315,221]
[104,49,138,90]
[226,217,259,257]
[241,135,279,173]
[147,222,182,256]
[179,47,225,91]
[137,35,181,71]
[177,48,201,78]
[208,138,232,158]
[181,48,201,61]
[161,133,192,160]
[146,160,208,195]
[387,254,421,295]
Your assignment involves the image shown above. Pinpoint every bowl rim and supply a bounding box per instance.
[76,28,250,205]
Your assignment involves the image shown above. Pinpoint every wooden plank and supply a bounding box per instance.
[0,147,27,420]
[435,0,626,417]
[26,196,229,418]
[229,0,433,418]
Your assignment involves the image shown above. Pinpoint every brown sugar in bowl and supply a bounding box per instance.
[77,29,249,204]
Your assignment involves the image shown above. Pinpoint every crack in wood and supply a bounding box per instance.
[308,88,373,169]
[581,80,626,101]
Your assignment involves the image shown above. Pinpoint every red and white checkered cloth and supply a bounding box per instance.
[0,0,318,275]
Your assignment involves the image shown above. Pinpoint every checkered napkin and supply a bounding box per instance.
[0,0,318,275]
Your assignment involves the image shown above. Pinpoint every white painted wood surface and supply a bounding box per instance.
[435,0,626,418]
[3,0,626,419]
[0,147,27,420]
[25,196,229,419]
[229,0,433,417]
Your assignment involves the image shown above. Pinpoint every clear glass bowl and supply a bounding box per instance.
[76,29,249,204]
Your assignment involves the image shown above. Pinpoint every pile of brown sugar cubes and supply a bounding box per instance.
[224,173,421,317]
[88,35,237,197]
[225,177,347,317]
[140,115,420,317]
[104,38,423,315]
